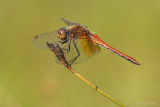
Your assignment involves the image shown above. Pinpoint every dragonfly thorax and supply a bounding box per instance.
[68,24,91,40]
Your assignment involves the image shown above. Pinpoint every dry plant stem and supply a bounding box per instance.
[67,66,126,107]
[47,42,127,107]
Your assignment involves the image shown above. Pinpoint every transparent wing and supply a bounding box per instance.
[33,32,60,50]
[33,32,100,65]
[56,38,101,65]
[33,19,100,65]
[33,18,78,50]
[61,18,79,26]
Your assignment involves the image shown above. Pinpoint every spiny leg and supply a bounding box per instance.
[68,40,80,65]
[58,39,68,44]
[58,39,71,53]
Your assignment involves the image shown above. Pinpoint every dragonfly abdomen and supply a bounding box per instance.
[91,34,140,65]
[100,43,140,65]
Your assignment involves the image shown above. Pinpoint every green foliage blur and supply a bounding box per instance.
[0,0,160,107]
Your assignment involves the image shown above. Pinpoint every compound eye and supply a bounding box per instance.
[56,28,67,40]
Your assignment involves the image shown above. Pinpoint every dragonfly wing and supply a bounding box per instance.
[61,18,79,26]
[56,38,101,65]
[33,32,60,50]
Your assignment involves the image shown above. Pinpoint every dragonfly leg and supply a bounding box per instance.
[58,39,68,44]
[61,39,71,54]
[58,39,71,53]
[68,40,80,65]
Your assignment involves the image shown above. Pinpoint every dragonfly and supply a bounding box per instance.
[33,18,140,65]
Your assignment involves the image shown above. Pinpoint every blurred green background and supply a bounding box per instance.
[0,0,160,107]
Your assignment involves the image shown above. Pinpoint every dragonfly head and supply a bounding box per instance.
[56,28,67,40]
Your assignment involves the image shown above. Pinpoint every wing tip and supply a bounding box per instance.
[34,35,38,39]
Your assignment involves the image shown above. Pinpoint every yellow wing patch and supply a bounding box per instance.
[81,38,101,57]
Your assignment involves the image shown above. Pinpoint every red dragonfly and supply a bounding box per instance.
[33,18,140,65]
